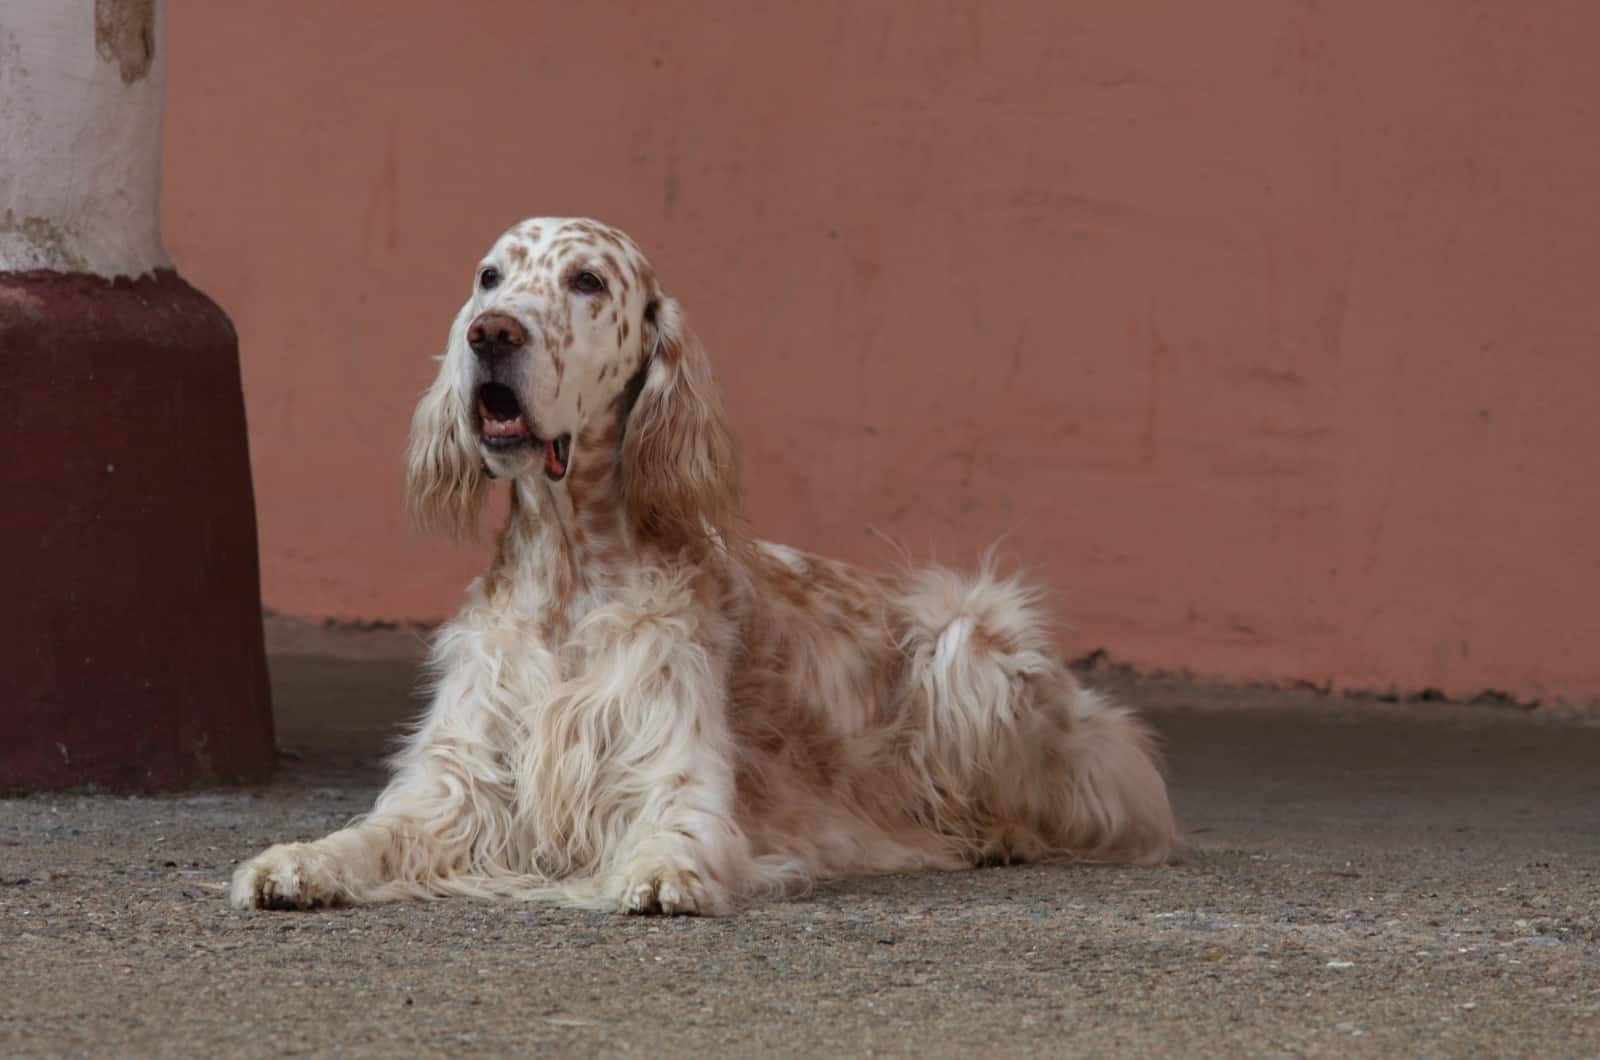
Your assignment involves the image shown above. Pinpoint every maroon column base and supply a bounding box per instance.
[0,269,274,791]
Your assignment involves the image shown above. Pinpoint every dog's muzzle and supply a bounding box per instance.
[474,382,570,481]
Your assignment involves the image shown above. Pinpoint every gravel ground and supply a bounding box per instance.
[2,621,1597,1058]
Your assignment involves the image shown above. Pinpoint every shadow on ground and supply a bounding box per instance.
[2,621,1597,1057]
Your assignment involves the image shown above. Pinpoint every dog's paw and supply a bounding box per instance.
[617,857,707,916]
[228,843,349,911]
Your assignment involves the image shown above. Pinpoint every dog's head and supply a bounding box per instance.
[406,217,739,552]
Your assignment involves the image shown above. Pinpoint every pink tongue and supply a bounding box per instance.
[544,440,566,477]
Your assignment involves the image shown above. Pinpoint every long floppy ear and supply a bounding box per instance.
[404,355,488,539]
[621,296,742,554]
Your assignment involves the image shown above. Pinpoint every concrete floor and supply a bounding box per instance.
[2,621,1597,1058]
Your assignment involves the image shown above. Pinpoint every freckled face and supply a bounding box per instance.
[456,218,657,482]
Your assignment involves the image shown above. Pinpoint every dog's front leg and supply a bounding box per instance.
[230,628,539,910]
[572,617,750,916]
[226,812,441,911]
[228,739,516,911]
[228,750,499,911]
[613,748,747,917]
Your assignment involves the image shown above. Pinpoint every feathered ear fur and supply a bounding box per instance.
[405,356,488,539]
[621,296,742,554]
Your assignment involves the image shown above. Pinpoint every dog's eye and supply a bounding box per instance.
[479,266,501,291]
[571,271,606,295]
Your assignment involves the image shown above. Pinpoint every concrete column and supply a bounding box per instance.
[0,0,275,790]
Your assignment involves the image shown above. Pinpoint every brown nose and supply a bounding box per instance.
[467,312,528,362]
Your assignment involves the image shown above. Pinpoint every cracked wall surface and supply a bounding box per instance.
[157,1,1600,703]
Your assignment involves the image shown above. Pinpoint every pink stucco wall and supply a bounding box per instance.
[161,2,1600,703]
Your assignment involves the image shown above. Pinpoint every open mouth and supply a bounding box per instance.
[475,383,571,481]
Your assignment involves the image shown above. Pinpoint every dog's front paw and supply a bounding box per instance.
[229,843,349,911]
[617,857,708,916]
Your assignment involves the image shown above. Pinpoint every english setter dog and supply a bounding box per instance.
[231,217,1178,915]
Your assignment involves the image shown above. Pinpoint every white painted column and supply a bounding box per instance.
[0,0,170,277]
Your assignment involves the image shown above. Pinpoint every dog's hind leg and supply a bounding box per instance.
[1035,683,1179,865]
[896,561,1178,866]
